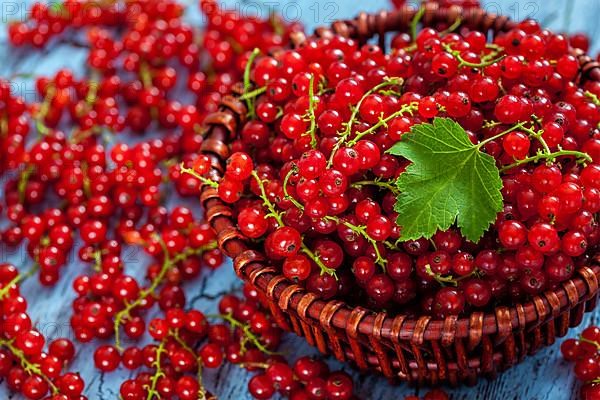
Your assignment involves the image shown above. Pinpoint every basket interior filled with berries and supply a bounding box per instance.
[184,0,600,387]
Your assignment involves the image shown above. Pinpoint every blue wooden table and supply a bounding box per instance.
[0,0,598,399]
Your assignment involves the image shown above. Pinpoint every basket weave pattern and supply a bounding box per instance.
[199,5,600,386]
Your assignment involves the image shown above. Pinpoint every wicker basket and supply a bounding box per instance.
[199,4,600,386]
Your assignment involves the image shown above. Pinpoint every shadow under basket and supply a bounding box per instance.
[198,4,600,386]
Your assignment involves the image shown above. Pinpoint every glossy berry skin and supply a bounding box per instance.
[226,152,254,181]
[528,223,560,254]
[248,374,276,399]
[433,287,465,318]
[574,357,600,381]
[325,372,353,400]
[498,220,527,249]
[94,345,121,372]
[238,207,269,239]
[267,227,302,258]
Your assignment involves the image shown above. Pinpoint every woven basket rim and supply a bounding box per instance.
[201,4,600,344]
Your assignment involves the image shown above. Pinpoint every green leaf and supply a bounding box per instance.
[388,117,503,243]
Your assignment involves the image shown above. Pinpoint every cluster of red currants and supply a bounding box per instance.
[0,264,84,399]
[187,6,600,320]
[561,326,600,399]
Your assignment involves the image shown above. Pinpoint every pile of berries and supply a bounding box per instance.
[561,326,600,399]
[187,8,600,320]
[0,264,84,399]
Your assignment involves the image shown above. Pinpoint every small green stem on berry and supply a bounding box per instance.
[481,44,505,63]
[300,244,338,278]
[476,121,530,149]
[500,149,593,172]
[440,17,462,36]
[282,167,304,211]
[303,74,319,149]
[18,164,35,204]
[145,339,166,400]
[251,171,284,226]
[324,216,388,270]
[424,264,476,287]
[410,7,426,42]
[348,102,419,146]
[585,91,600,106]
[84,71,101,110]
[139,62,153,89]
[180,163,219,189]
[208,313,279,355]
[580,337,600,350]
[92,249,102,273]
[0,264,38,301]
[327,78,406,166]
[239,86,267,101]
[243,48,262,118]
[0,338,59,394]
[342,77,403,141]
[442,43,506,68]
[483,120,503,129]
[350,179,398,194]
[34,84,56,137]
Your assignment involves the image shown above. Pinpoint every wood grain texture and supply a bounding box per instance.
[0,0,598,399]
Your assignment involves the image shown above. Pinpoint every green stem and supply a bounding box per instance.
[425,264,476,287]
[440,17,462,36]
[327,77,404,167]
[239,86,267,101]
[92,249,102,273]
[139,62,153,89]
[347,102,419,146]
[243,48,261,118]
[300,244,337,277]
[350,179,398,194]
[250,171,284,226]
[145,340,166,400]
[17,165,35,204]
[483,120,503,129]
[0,264,39,301]
[84,72,100,109]
[585,91,600,107]
[324,216,389,270]
[476,121,529,149]
[303,74,318,149]
[410,7,426,42]
[442,43,506,68]
[500,149,593,172]
[180,163,219,189]
[580,337,600,350]
[208,313,279,355]
[282,168,304,211]
[35,85,55,136]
